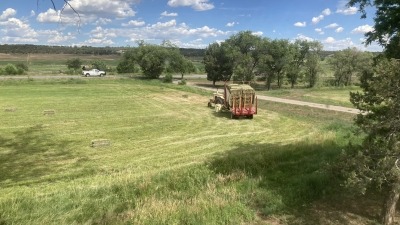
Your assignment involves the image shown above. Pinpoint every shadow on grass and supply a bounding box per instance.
[0,124,75,186]
[207,140,379,224]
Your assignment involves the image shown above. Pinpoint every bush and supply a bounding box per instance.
[178,79,186,85]
[91,60,107,71]
[66,58,82,70]
[163,73,173,83]
[15,63,29,72]
[4,64,19,75]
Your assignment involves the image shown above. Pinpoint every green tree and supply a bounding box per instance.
[135,44,169,79]
[303,41,322,88]
[225,31,264,83]
[165,47,196,79]
[117,49,137,73]
[91,60,107,71]
[327,48,373,86]
[343,59,400,225]
[203,42,235,86]
[342,1,400,224]
[286,40,310,88]
[348,0,400,59]
[66,58,82,70]
[258,39,291,89]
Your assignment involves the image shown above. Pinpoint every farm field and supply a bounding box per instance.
[0,53,120,76]
[0,77,382,224]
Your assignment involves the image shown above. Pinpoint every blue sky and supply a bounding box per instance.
[0,0,381,51]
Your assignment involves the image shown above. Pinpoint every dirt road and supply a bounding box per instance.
[187,82,361,115]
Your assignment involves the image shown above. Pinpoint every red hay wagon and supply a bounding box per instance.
[223,83,257,119]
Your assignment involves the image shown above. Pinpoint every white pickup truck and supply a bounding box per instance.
[82,69,106,77]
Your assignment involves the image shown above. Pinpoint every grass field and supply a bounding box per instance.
[0,77,381,224]
[0,53,120,75]
[255,86,360,108]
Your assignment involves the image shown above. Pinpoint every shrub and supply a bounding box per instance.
[163,73,173,83]
[178,79,186,85]
[15,63,29,72]
[117,61,137,74]
[91,60,107,71]
[66,58,82,70]
[4,64,19,75]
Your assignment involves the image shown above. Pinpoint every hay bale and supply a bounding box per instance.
[91,139,111,147]
[5,107,17,112]
[43,110,55,115]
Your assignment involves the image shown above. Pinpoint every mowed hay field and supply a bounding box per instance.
[0,78,365,224]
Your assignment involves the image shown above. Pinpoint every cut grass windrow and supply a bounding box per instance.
[0,78,364,224]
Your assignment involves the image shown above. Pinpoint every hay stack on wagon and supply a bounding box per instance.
[225,84,256,109]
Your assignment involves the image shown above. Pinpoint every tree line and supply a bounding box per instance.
[0,44,205,58]
[203,31,376,89]
[117,41,196,80]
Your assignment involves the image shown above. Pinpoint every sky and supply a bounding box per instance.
[0,0,382,51]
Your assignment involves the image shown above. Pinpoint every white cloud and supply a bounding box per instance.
[252,31,263,36]
[37,0,139,25]
[114,19,229,46]
[311,8,331,25]
[315,28,324,35]
[322,8,331,16]
[226,22,238,27]
[312,15,324,25]
[335,27,344,33]
[294,21,306,27]
[161,11,178,17]
[336,7,358,15]
[336,1,358,15]
[122,20,146,27]
[168,0,214,11]
[351,24,374,34]
[322,37,355,50]
[36,9,64,23]
[0,17,38,43]
[68,0,137,17]
[96,18,112,26]
[151,19,177,29]
[296,34,314,42]
[172,38,208,48]
[325,23,339,29]
[30,10,36,17]
[0,8,17,20]
[2,37,38,43]
[82,26,116,46]
[324,37,336,44]
[38,30,76,44]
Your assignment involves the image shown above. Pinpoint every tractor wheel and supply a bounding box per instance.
[231,113,237,119]
[247,115,254,119]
